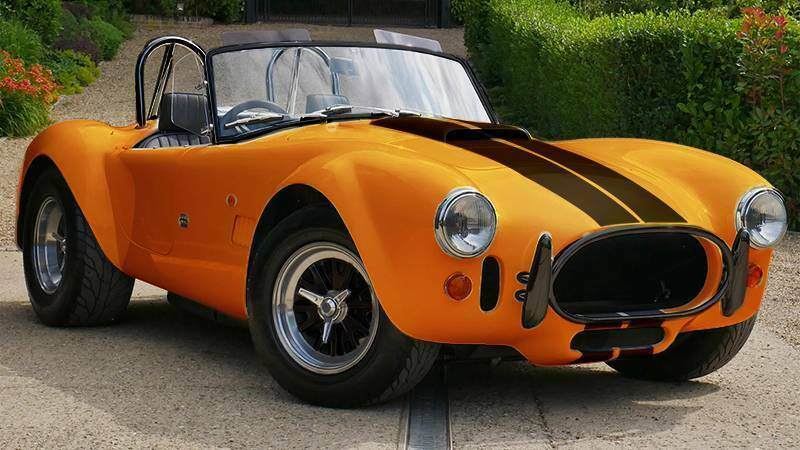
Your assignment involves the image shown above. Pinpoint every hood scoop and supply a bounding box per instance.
[372,116,531,143]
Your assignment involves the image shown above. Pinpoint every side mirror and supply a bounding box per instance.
[330,57,357,76]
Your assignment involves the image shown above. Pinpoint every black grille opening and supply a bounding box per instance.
[480,257,501,312]
[554,233,708,316]
[571,327,665,352]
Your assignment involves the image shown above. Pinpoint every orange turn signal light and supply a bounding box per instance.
[445,273,472,301]
[747,264,763,288]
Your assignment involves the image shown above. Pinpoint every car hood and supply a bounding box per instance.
[350,117,769,238]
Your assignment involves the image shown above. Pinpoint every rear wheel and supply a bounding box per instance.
[248,206,440,407]
[607,316,756,381]
[22,168,134,326]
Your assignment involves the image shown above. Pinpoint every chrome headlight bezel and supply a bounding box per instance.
[735,187,788,249]
[435,188,497,259]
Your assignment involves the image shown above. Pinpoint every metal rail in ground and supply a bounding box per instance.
[401,364,451,450]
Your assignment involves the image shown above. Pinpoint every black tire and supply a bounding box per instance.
[22,168,134,326]
[607,315,757,381]
[247,206,440,408]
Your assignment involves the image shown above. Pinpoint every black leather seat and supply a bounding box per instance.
[137,93,212,149]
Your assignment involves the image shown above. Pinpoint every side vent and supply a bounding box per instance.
[480,257,501,312]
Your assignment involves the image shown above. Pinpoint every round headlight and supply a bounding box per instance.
[435,188,497,258]
[736,188,788,248]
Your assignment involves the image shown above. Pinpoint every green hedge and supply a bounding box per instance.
[569,0,800,17]
[463,0,800,229]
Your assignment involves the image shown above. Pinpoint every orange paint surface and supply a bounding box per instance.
[16,118,775,365]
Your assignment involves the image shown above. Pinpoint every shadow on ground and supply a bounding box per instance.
[0,297,731,448]
[0,299,401,448]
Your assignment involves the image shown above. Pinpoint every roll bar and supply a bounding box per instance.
[134,36,206,127]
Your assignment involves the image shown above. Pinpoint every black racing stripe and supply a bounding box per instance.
[513,139,686,223]
[455,140,637,226]
[373,117,639,226]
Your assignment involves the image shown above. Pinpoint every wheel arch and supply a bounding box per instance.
[247,184,343,278]
[16,155,60,249]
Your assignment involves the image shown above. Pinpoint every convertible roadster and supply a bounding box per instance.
[16,30,787,407]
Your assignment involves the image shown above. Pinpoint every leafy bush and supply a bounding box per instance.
[0,19,46,62]
[451,0,469,23]
[123,0,242,22]
[0,51,58,137]
[85,16,126,60]
[63,1,92,18]
[0,0,62,45]
[75,0,135,37]
[205,0,242,23]
[44,50,99,95]
[463,0,800,228]
[53,9,102,62]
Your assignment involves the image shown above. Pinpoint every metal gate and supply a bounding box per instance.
[246,0,446,27]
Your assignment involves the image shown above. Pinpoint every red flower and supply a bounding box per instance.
[780,44,789,54]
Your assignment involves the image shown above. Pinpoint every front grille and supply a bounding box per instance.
[553,232,709,316]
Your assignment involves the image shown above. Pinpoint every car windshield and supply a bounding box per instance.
[210,45,492,139]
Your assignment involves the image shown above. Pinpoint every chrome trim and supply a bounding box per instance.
[272,242,380,375]
[434,187,497,259]
[33,196,66,294]
[734,187,787,249]
[549,225,734,324]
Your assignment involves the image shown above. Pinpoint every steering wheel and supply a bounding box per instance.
[221,99,288,134]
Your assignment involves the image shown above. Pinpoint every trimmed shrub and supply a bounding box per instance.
[45,49,100,95]
[205,0,242,23]
[0,51,58,137]
[0,0,62,45]
[0,19,46,62]
[84,16,125,60]
[569,0,799,17]
[123,0,242,22]
[463,0,800,228]
[451,0,469,23]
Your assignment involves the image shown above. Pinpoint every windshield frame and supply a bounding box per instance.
[205,41,499,144]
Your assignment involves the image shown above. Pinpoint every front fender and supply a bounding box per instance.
[276,142,486,342]
[16,120,155,268]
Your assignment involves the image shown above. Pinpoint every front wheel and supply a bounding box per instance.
[22,168,134,326]
[248,207,439,407]
[607,316,757,381]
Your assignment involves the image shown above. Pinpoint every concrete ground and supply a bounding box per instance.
[2,21,800,449]
[2,240,800,448]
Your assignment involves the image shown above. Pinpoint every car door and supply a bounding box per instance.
[117,43,210,256]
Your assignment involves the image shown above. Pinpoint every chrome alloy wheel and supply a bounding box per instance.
[272,242,379,375]
[33,196,67,294]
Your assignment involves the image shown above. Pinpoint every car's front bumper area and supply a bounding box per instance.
[374,224,770,366]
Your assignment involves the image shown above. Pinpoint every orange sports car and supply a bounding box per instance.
[15,30,788,407]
